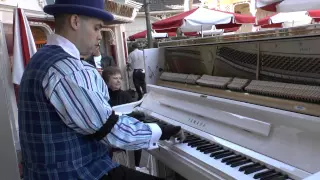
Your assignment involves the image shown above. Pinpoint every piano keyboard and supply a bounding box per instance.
[140,117,294,180]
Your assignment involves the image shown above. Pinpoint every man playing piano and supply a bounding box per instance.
[17,0,181,179]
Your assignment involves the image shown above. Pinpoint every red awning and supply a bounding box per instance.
[224,26,241,32]
[152,8,199,32]
[308,10,320,18]
[212,9,255,30]
[152,8,255,33]
[256,0,283,12]
[256,14,282,28]
[257,10,320,28]
[128,31,197,41]
[128,30,147,41]
[256,0,320,12]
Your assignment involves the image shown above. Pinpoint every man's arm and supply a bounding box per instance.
[42,60,162,150]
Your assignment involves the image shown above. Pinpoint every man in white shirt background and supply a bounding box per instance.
[127,42,146,100]
[86,45,115,74]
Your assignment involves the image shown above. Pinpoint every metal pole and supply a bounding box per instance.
[144,0,153,48]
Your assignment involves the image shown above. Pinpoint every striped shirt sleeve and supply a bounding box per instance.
[42,58,161,150]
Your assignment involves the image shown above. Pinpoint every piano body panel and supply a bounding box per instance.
[140,85,320,174]
[304,171,320,180]
[144,47,166,86]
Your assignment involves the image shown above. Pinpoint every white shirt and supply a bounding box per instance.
[94,55,102,68]
[46,34,80,59]
[128,49,144,70]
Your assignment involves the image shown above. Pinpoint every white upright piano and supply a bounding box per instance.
[117,25,320,180]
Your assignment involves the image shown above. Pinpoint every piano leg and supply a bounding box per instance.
[149,154,182,180]
[126,150,136,169]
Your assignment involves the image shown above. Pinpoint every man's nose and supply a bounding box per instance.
[98,31,102,41]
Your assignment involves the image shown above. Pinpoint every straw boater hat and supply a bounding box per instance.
[43,0,114,21]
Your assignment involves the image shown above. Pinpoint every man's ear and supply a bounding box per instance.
[70,14,81,30]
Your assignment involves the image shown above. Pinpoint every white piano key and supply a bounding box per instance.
[167,142,256,180]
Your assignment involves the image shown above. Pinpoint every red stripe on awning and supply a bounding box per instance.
[18,8,31,67]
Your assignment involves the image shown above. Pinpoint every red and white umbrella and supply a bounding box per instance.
[128,30,178,41]
[152,8,255,33]
[257,11,314,28]
[308,10,320,22]
[128,30,199,41]
[12,8,37,85]
[256,0,320,12]
[180,8,255,32]
[256,0,282,12]
[152,8,198,33]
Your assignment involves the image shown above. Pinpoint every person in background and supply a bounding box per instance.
[18,0,182,179]
[102,67,132,107]
[127,42,146,100]
[86,45,115,74]
[102,67,143,169]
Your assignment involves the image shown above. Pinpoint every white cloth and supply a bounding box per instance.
[277,0,320,12]
[94,55,102,68]
[270,11,312,24]
[128,49,145,70]
[256,0,282,8]
[12,8,37,85]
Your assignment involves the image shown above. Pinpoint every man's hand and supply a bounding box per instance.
[158,124,182,140]
[126,111,145,120]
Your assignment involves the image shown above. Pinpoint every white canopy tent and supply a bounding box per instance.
[277,0,320,12]
[269,11,312,25]
[180,8,234,32]
[257,0,320,12]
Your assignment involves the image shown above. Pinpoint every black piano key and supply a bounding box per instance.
[214,152,234,159]
[210,150,230,157]
[190,141,210,148]
[144,119,158,123]
[198,145,220,151]
[187,139,205,146]
[203,147,223,154]
[196,144,216,150]
[222,155,242,163]
[253,169,276,179]
[239,163,260,172]
[269,175,289,180]
[230,159,252,167]
[186,134,195,138]
[184,135,198,140]
[183,137,199,143]
[184,134,195,138]
[226,157,246,165]
[244,165,266,175]
[260,173,282,180]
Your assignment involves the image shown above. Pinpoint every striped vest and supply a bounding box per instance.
[18,45,118,180]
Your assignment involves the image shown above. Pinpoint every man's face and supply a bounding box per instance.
[93,46,101,57]
[75,16,103,56]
